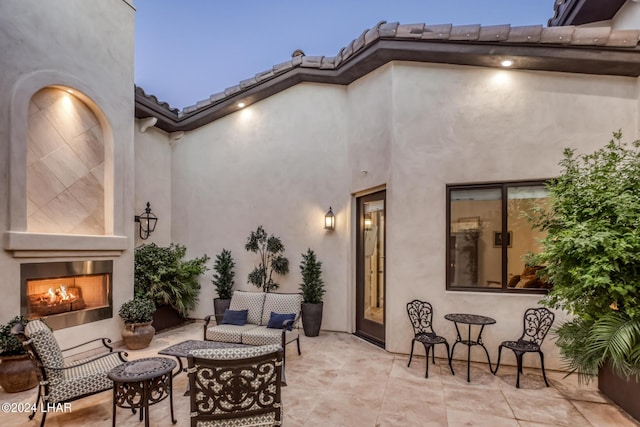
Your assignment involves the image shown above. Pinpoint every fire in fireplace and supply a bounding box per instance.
[21,261,113,330]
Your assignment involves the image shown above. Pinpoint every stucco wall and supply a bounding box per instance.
[170,83,351,331]
[134,124,173,247]
[386,62,638,368]
[0,0,135,346]
[155,61,638,370]
[612,1,640,29]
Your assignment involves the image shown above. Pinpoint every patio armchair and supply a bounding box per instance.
[11,319,128,427]
[406,299,453,378]
[493,307,555,388]
[187,344,283,427]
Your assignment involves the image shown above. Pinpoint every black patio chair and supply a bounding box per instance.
[406,299,453,378]
[493,307,555,388]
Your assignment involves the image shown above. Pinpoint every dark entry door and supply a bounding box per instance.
[355,190,386,346]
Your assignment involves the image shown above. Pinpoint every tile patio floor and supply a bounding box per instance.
[0,321,638,426]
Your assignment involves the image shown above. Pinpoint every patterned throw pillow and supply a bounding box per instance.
[221,309,248,326]
[267,312,296,331]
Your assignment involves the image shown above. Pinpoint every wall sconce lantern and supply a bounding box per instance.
[135,202,157,240]
[324,206,335,230]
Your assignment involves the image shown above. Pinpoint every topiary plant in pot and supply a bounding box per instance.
[119,298,156,350]
[0,316,38,392]
[245,226,289,292]
[531,131,640,420]
[135,243,209,331]
[212,249,235,325]
[299,248,325,337]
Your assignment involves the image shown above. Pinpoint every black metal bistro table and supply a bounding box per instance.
[445,313,496,382]
[108,356,177,427]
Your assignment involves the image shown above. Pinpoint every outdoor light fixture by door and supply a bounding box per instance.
[324,206,335,230]
[135,202,157,240]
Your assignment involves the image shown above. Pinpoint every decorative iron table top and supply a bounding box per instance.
[108,356,176,382]
[444,313,496,325]
[158,339,247,358]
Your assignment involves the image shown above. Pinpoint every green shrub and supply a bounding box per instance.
[0,316,29,356]
[299,249,325,304]
[135,243,209,318]
[532,131,640,382]
[212,249,235,299]
[118,298,156,324]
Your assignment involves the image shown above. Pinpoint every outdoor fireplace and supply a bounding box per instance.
[21,261,113,330]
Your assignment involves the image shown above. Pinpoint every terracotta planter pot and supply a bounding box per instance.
[121,321,155,350]
[213,298,231,325]
[0,354,38,393]
[301,302,323,337]
[598,362,640,422]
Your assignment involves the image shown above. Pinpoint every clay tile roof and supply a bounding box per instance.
[136,20,640,133]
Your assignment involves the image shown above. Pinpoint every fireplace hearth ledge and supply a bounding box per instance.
[4,232,129,258]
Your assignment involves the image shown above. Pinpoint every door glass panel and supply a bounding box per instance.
[363,200,384,324]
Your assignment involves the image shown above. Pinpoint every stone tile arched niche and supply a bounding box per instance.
[27,87,105,235]
[5,72,127,257]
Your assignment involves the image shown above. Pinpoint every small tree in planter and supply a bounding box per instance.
[531,131,640,420]
[245,226,289,292]
[119,298,156,350]
[212,249,235,324]
[299,249,325,337]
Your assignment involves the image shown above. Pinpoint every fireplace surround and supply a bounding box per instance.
[21,260,113,330]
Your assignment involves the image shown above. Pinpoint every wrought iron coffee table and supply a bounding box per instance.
[108,356,177,427]
[445,313,496,382]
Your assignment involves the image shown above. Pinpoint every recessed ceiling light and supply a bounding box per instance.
[500,59,514,67]
[237,102,245,108]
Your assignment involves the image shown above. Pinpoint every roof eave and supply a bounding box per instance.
[136,39,640,133]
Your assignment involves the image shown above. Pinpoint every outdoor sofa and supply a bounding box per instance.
[203,290,303,354]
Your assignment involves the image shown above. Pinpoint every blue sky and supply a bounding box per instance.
[134,0,555,109]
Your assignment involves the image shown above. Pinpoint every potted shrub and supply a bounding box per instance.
[245,226,289,292]
[119,298,156,350]
[135,243,210,331]
[531,131,640,420]
[299,249,325,337]
[0,316,38,392]
[212,249,235,325]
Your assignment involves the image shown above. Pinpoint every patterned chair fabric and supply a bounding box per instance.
[493,307,555,388]
[205,324,260,343]
[260,293,303,326]
[187,345,283,427]
[241,326,299,347]
[229,291,267,325]
[12,319,128,427]
[205,292,302,353]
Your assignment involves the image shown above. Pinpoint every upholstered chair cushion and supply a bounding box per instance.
[25,320,65,381]
[242,326,299,347]
[190,344,281,360]
[229,291,266,325]
[261,293,302,326]
[205,324,259,343]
